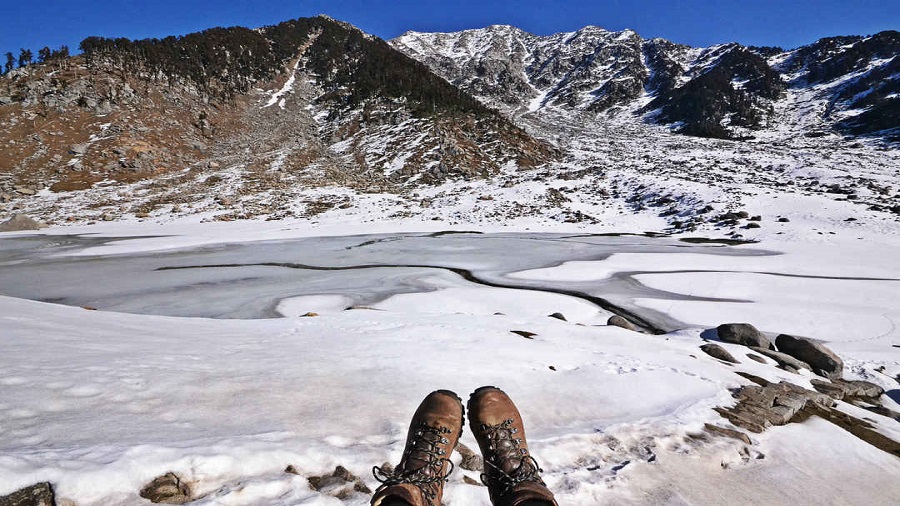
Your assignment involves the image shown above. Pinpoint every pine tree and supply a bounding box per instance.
[38,46,51,63]
[4,52,14,73]
[18,48,32,67]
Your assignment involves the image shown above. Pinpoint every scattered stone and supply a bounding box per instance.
[716,323,772,349]
[774,334,844,379]
[284,465,301,475]
[746,353,767,364]
[139,472,192,504]
[700,343,739,364]
[548,312,567,321]
[208,161,220,169]
[301,312,319,317]
[13,186,36,195]
[748,347,811,373]
[777,217,790,223]
[0,482,55,506]
[510,330,537,339]
[703,423,752,445]
[0,214,44,232]
[308,466,370,496]
[608,315,637,331]
[456,442,484,472]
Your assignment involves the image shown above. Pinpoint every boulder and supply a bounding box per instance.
[749,347,811,373]
[548,312,567,321]
[0,214,44,232]
[139,473,192,504]
[0,482,55,506]
[716,323,772,349]
[608,315,637,331]
[700,343,739,364]
[774,334,843,379]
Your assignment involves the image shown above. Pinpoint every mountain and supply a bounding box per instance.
[0,18,898,238]
[0,16,554,222]
[391,26,900,141]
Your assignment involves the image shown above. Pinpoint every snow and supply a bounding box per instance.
[1,224,899,505]
[263,60,300,109]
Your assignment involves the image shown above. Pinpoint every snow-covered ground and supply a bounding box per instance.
[1,219,899,505]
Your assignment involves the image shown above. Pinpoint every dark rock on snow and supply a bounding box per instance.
[0,483,55,506]
[716,323,772,349]
[700,343,739,363]
[746,353,768,364]
[774,334,844,379]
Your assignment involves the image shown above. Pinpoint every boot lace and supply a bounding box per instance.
[478,418,544,496]
[373,422,455,506]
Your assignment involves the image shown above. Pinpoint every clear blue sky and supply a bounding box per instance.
[3,0,898,58]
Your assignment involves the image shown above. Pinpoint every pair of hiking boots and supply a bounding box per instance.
[371,386,558,506]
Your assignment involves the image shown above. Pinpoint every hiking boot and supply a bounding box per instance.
[372,390,464,506]
[468,386,558,506]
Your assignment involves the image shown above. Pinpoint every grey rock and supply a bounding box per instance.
[139,472,192,504]
[716,323,772,349]
[749,347,811,373]
[0,482,55,506]
[0,96,12,105]
[608,315,637,331]
[0,214,44,232]
[13,186,36,196]
[775,334,844,379]
[700,343,739,363]
[548,312,567,321]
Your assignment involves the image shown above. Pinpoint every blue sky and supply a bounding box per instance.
[3,0,899,58]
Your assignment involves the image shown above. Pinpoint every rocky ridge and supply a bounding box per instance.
[391,26,900,141]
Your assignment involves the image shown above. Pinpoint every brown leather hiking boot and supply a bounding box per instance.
[372,390,464,506]
[468,386,558,506]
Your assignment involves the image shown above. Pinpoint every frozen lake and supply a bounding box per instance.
[0,232,773,330]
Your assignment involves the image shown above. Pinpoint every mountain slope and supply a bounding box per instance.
[0,16,555,223]
[391,26,900,141]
